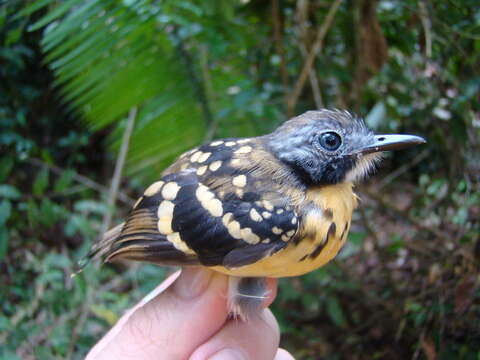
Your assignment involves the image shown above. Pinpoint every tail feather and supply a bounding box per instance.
[228,277,269,321]
[77,223,124,270]
[105,238,199,265]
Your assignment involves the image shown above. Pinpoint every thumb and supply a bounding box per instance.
[87,267,229,360]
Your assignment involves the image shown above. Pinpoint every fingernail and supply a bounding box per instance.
[173,267,213,299]
[208,348,247,360]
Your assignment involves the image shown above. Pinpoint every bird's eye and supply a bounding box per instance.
[318,131,342,151]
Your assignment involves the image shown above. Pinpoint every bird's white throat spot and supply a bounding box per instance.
[344,153,382,183]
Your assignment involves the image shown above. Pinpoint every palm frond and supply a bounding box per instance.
[27,0,210,178]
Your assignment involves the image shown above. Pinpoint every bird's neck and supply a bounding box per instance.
[304,182,357,212]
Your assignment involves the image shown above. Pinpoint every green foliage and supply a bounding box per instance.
[2,0,479,359]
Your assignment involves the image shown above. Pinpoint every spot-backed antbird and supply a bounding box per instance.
[86,109,426,319]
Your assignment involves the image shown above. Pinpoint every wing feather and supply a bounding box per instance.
[86,138,300,270]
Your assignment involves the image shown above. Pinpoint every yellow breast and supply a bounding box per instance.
[213,182,357,277]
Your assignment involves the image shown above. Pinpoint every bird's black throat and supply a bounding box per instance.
[283,155,356,186]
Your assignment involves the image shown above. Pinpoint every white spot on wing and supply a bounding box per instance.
[234,145,252,154]
[144,181,164,196]
[157,200,174,234]
[250,208,262,222]
[209,161,222,171]
[197,165,208,176]
[158,218,173,234]
[231,159,241,166]
[198,152,211,163]
[167,232,195,254]
[232,175,247,188]
[196,184,223,217]
[262,200,274,211]
[240,227,260,244]
[161,182,180,200]
[157,200,174,217]
[272,226,282,235]
[190,151,202,162]
[133,197,143,209]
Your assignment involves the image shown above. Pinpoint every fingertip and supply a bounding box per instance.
[262,308,280,337]
[263,278,278,308]
[275,348,295,360]
[190,308,280,360]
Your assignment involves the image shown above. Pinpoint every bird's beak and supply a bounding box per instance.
[360,134,426,154]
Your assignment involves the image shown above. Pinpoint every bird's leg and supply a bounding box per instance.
[227,276,269,321]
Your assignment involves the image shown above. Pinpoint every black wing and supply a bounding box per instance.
[104,139,299,269]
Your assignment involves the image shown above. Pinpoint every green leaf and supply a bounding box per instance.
[31,0,211,180]
[74,200,107,215]
[0,157,14,182]
[0,200,12,224]
[0,227,8,260]
[15,0,52,19]
[0,199,10,259]
[38,199,63,226]
[326,296,346,327]
[33,169,49,196]
[28,0,79,31]
[91,305,119,326]
[53,169,75,192]
[27,199,39,228]
[0,184,21,200]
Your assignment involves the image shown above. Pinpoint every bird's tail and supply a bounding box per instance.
[228,276,269,321]
[75,223,124,272]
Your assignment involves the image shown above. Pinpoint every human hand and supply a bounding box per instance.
[86,268,294,360]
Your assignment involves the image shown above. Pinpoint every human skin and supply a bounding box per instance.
[86,268,295,360]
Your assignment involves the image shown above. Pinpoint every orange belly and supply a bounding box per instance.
[213,183,356,277]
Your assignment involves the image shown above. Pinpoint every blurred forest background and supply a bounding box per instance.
[1,0,479,359]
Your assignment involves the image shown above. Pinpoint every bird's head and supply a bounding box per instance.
[267,109,426,186]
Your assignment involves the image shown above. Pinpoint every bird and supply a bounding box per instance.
[85,109,425,319]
